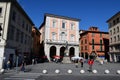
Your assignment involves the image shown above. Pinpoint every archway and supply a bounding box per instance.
[60,46,65,60]
[69,47,75,59]
[50,46,56,61]
[85,52,88,59]
[81,53,84,58]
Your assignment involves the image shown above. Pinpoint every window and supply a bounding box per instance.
[0,8,2,16]
[100,39,102,51]
[114,36,116,42]
[52,32,56,40]
[17,15,21,25]
[61,32,66,40]
[92,39,94,50]
[117,18,119,23]
[110,38,112,43]
[53,21,56,28]
[21,32,24,43]
[29,26,31,33]
[113,20,116,25]
[16,29,20,42]
[109,23,112,28]
[0,23,2,36]
[81,40,83,44]
[85,39,87,44]
[81,46,83,50]
[113,28,115,34]
[22,20,25,28]
[117,35,120,41]
[26,24,29,31]
[70,34,74,41]
[24,34,27,44]
[92,33,95,37]
[110,30,112,35]
[62,22,65,29]
[8,25,15,40]
[70,23,74,30]
[117,26,119,32]
[85,46,87,50]
[100,45,102,51]
[100,39,102,44]
[12,11,16,22]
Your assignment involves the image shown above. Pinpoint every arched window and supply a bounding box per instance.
[118,35,120,41]
[117,26,119,32]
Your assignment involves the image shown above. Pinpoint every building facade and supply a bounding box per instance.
[80,27,109,60]
[39,13,80,62]
[32,27,41,57]
[0,0,34,69]
[107,11,120,62]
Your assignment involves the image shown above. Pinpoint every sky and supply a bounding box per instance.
[18,0,120,32]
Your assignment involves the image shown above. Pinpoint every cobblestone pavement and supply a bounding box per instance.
[26,61,120,75]
[0,61,120,80]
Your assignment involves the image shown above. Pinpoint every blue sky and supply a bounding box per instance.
[18,0,120,32]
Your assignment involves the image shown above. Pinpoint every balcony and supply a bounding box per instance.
[89,42,102,45]
[46,39,79,46]
[110,41,120,46]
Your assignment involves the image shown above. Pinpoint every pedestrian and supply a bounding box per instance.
[6,59,10,70]
[75,59,79,68]
[34,58,37,64]
[20,60,26,72]
[32,59,35,65]
[80,59,84,68]
[88,59,94,72]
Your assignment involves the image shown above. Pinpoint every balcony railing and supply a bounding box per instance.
[46,39,79,46]
[89,42,103,45]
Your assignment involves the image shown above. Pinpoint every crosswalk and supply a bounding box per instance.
[4,73,41,80]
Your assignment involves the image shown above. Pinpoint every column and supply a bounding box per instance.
[56,46,60,56]
[84,53,85,59]
[109,54,112,62]
[0,47,5,69]
[114,54,117,62]
[45,44,50,61]
[75,46,79,56]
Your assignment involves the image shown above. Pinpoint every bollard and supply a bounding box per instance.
[104,69,110,74]
[55,69,60,74]
[67,69,72,74]
[80,70,85,74]
[116,70,120,74]
[92,69,97,74]
[42,70,47,74]
[0,69,4,74]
